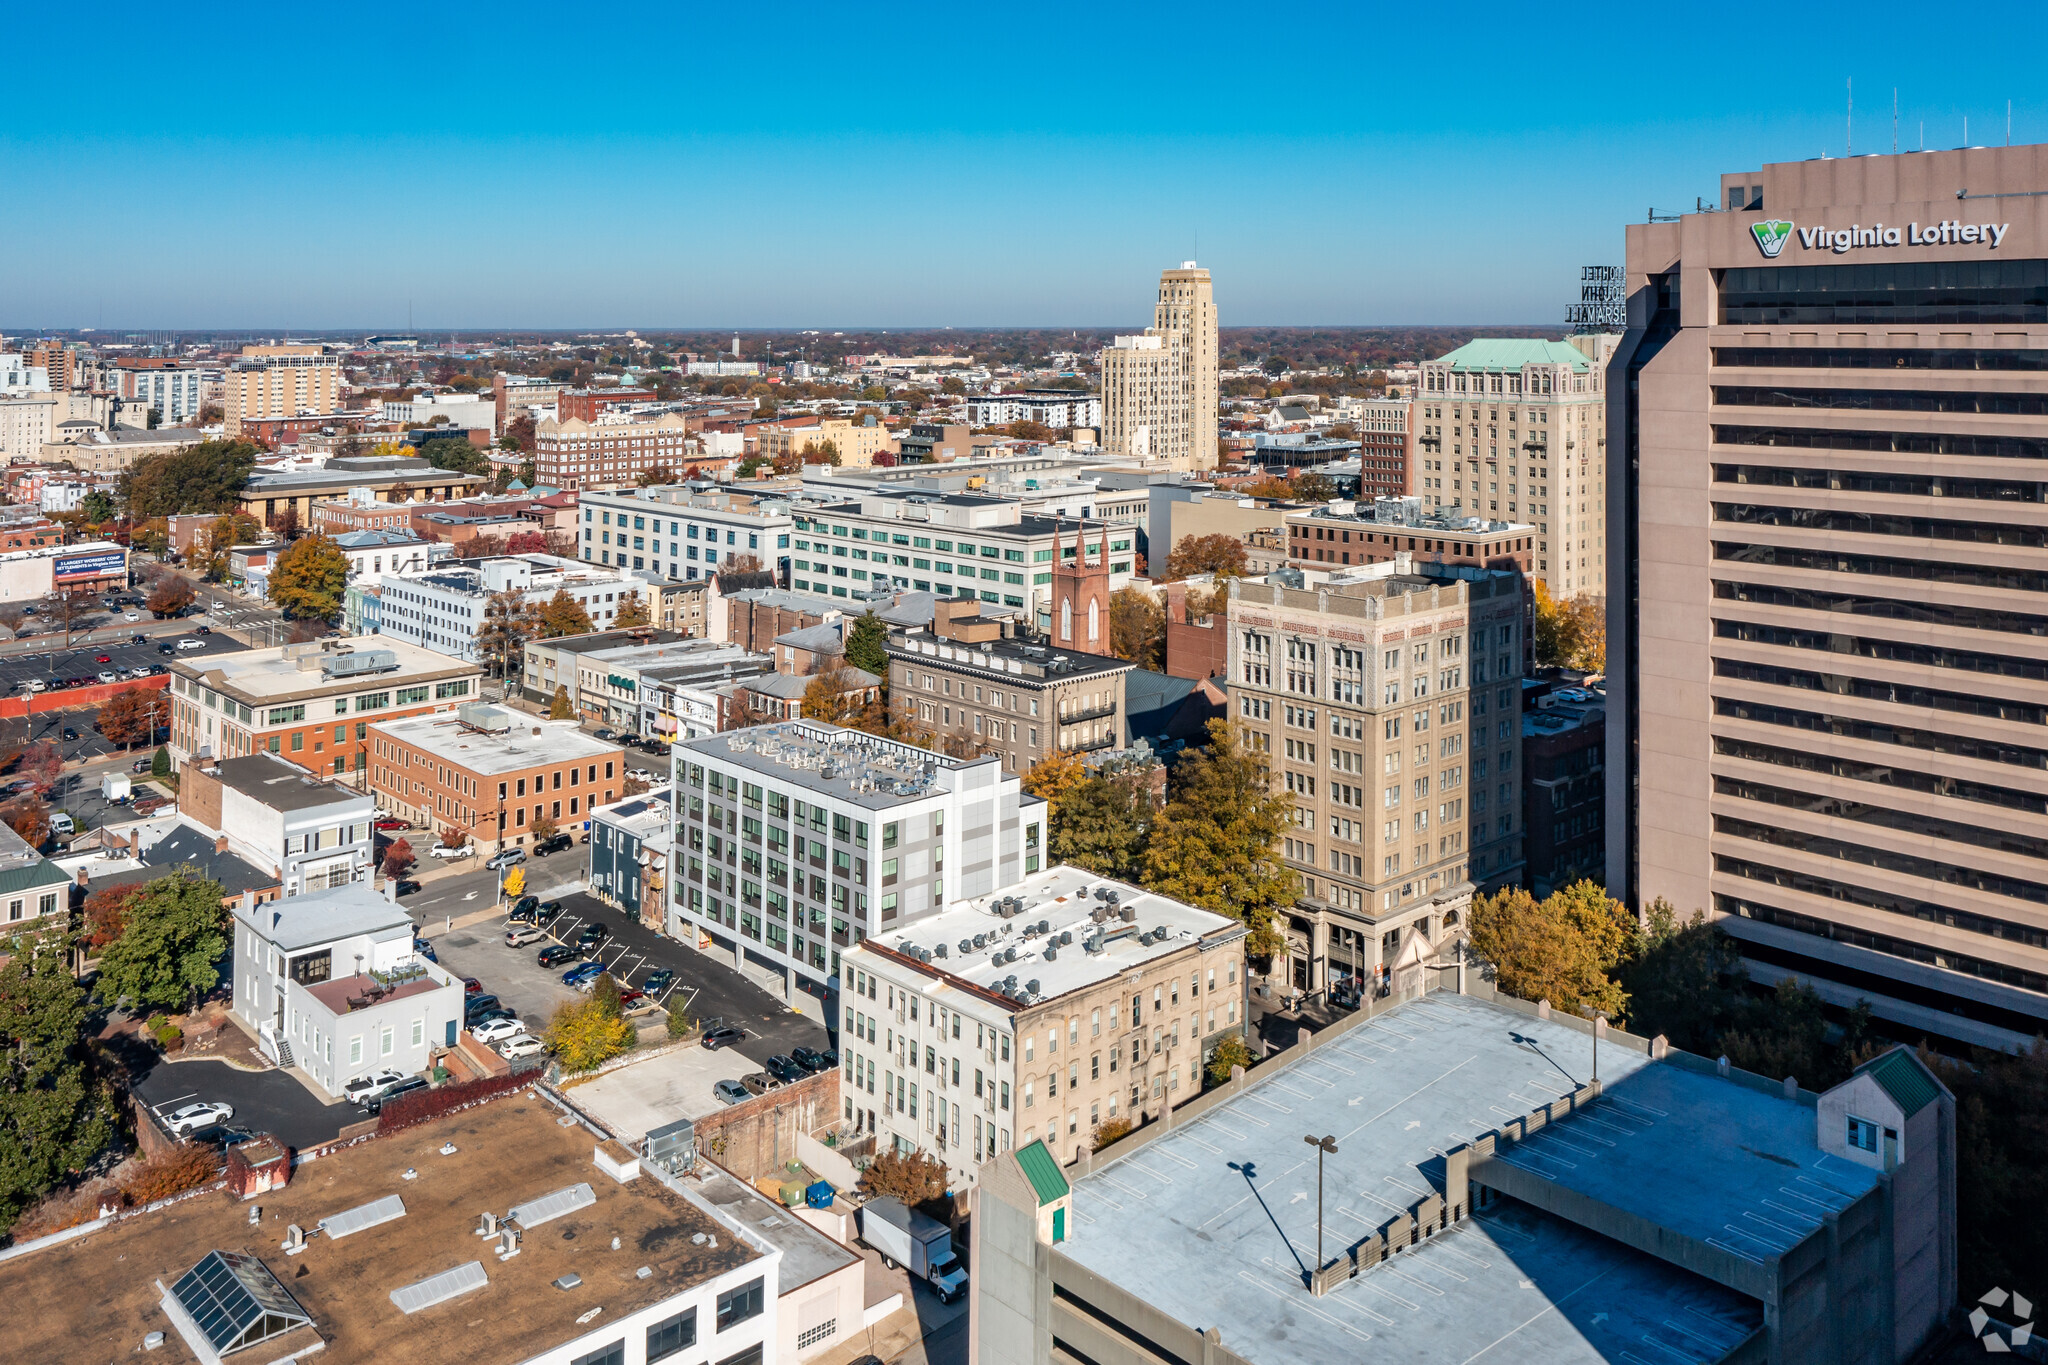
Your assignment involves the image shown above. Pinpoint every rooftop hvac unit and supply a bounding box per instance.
[934,943,948,959]
[1005,946,1019,963]
[1120,905,1138,922]
[1060,931,1073,946]
[1026,979,1040,994]
[972,934,986,950]
[1155,926,1169,940]
[1004,974,1018,989]
[1137,931,1154,946]
[1105,889,1120,904]
[1084,936,1103,954]
[1037,919,1050,935]
[1044,946,1058,962]
[645,1117,697,1175]
[991,952,1004,968]
[322,649,400,679]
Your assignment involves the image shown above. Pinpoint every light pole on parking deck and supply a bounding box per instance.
[1303,1133,1338,1270]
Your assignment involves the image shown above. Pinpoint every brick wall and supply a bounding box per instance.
[690,1069,837,1181]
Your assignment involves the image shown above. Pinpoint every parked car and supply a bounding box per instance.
[792,1045,838,1074]
[462,977,484,996]
[484,848,525,870]
[96,671,118,684]
[463,994,504,1021]
[342,1068,407,1104]
[195,625,211,635]
[505,924,544,947]
[363,1076,428,1114]
[643,968,675,995]
[146,663,170,675]
[175,638,204,651]
[740,1072,780,1097]
[764,1054,806,1084]
[163,1100,234,1135]
[93,653,111,664]
[498,1034,545,1059]
[373,817,409,832]
[470,1017,524,1043]
[534,900,563,926]
[61,726,78,741]
[157,643,176,655]
[411,936,436,960]
[532,832,573,856]
[394,879,421,897]
[575,922,611,951]
[712,1079,750,1106]
[701,1024,745,1050]
[508,895,539,919]
[561,962,606,987]
[131,758,151,773]
[124,611,140,621]
[538,945,578,968]
[617,988,648,1009]
[593,728,616,741]
[429,842,474,860]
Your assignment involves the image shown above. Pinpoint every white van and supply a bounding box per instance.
[48,812,74,836]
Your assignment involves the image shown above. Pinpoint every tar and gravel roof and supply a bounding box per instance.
[1058,993,1789,1365]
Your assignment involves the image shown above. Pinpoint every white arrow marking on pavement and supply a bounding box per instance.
[1289,1191,1307,1204]
[463,892,477,901]
[1590,1313,1607,1325]
[1348,1096,1363,1106]
[1404,1120,1421,1130]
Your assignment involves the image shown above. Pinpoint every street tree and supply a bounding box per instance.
[1163,534,1251,581]
[614,591,650,628]
[844,610,888,677]
[0,930,115,1238]
[382,839,415,880]
[1205,1033,1254,1087]
[80,490,115,523]
[1107,586,1165,669]
[530,813,559,842]
[860,1149,948,1204]
[533,590,592,638]
[267,532,349,622]
[82,883,144,949]
[798,439,841,466]
[1534,581,1605,672]
[544,984,634,1072]
[93,870,229,1014]
[438,826,468,850]
[477,590,534,680]
[1142,721,1292,957]
[2,795,51,848]
[1467,879,1635,1019]
[549,685,574,719]
[15,743,62,796]
[1050,772,1151,882]
[144,576,195,619]
[1293,471,1338,502]
[800,667,871,726]
[636,464,676,487]
[118,439,259,519]
[98,688,167,749]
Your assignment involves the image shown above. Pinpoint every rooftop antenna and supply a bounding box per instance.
[1892,89,1898,154]
[1846,77,1853,157]
[2008,100,2012,146]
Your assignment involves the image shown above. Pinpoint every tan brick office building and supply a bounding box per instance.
[1610,142,2048,1049]
[368,708,628,849]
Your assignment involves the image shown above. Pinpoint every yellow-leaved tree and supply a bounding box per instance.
[1467,879,1634,1019]
[1142,720,1291,958]
[544,974,635,1072]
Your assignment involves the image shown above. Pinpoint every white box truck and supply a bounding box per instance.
[857,1197,968,1303]
[101,772,132,804]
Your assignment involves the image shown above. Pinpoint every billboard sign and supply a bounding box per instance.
[54,550,125,581]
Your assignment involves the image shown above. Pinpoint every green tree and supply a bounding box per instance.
[150,745,171,779]
[845,610,888,677]
[798,439,841,467]
[119,439,260,519]
[419,437,491,477]
[1107,586,1165,669]
[548,684,574,719]
[1467,879,1634,1019]
[1293,472,1337,502]
[613,591,650,629]
[477,589,534,680]
[93,871,228,1014]
[0,931,115,1237]
[1051,773,1150,882]
[1205,1033,1254,1087]
[533,589,592,638]
[1142,721,1292,957]
[266,532,349,622]
[79,490,115,523]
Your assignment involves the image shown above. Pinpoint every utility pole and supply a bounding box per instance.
[1302,1134,1338,1270]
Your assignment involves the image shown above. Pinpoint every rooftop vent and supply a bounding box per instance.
[391,1261,489,1315]
[317,1194,406,1240]
[507,1183,596,1230]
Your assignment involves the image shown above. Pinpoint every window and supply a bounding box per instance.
[1847,1116,1879,1152]
[569,1344,624,1365]
[717,1277,765,1331]
[716,1348,764,1365]
[647,1309,698,1363]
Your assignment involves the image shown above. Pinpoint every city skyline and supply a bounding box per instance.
[8,3,2045,330]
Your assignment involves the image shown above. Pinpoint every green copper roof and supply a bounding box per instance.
[1857,1047,1943,1116]
[1435,339,1593,373]
[1013,1139,1069,1206]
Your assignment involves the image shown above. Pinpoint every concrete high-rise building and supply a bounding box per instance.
[1415,337,1617,602]
[222,345,340,436]
[1226,560,1525,1001]
[1610,143,2048,1050]
[1099,264,1218,469]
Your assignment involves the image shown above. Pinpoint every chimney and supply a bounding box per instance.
[215,835,230,854]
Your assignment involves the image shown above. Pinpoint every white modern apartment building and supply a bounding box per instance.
[965,391,1103,431]
[670,721,1044,991]
[1099,264,1219,469]
[838,865,1247,1184]
[381,392,497,435]
[113,364,205,424]
[1414,336,1618,601]
[578,484,795,583]
[182,752,378,895]
[788,489,1134,619]
[378,553,652,664]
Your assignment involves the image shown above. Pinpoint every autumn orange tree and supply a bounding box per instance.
[1163,533,1250,581]
[1467,880,1635,1019]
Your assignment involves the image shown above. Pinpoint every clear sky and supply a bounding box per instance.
[8,1,2045,331]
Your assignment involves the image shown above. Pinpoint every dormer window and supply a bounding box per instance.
[1846,1116,1879,1153]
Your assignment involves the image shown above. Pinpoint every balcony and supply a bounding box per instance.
[1070,733,1118,753]
[1058,701,1118,724]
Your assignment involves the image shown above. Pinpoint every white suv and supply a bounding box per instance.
[430,842,474,860]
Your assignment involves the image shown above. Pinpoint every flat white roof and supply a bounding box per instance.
[369,712,624,777]
[864,865,1242,1009]
[177,638,478,703]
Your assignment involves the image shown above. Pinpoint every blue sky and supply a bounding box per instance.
[8,2,2046,330]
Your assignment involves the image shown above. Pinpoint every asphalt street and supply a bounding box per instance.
[403,862,830,1068]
